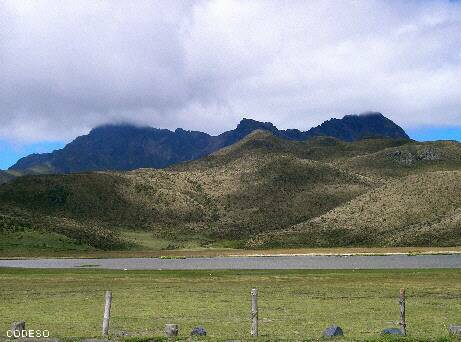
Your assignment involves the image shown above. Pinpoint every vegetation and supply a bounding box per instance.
[0,268,460,340]
[0,170,18,185]
[1,131,461,252]
[251,171,461,248]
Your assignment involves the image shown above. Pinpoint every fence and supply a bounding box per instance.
[10,286,459,340]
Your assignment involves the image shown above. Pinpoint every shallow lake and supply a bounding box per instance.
[1,254,461,270]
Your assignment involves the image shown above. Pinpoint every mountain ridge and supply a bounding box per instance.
[7,112,409,175]
[2,131,461,252]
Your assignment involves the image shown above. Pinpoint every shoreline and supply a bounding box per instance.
[1,246,461,260]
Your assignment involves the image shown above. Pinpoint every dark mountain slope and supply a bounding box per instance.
[8,112,409,174]
[11,125,214,173]
[307,112,409,141]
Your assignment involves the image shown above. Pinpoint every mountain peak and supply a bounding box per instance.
[236,118,277,132]
[308,112,409,141]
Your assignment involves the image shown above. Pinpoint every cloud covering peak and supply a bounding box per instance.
[1,0,460,142]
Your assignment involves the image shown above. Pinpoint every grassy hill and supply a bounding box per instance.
[337,140,461,178]
[1,131,461,252]
[250,171,461,248]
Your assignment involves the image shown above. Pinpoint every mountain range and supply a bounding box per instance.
[1,112,461,253]
[4,111,460,253]
[5,112,408,176]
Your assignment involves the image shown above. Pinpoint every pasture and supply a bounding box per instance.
[1,268,460,340]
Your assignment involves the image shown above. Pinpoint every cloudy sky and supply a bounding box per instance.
[1,0,461,168]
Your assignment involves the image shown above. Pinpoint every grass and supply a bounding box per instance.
[0,268,460,341]
[2,240,461,259]
[0,229,93,254]
[2,244,461,259]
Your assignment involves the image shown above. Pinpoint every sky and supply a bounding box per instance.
[1,0,460,169]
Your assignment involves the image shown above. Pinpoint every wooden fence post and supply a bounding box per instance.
[399,288,406,336]
[102,290,112,337]
[251,288,258,337]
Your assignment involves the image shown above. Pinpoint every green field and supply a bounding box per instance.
[1,268,460,341]
[1,225,461,259]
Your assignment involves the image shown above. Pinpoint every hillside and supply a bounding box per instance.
[7,112,409,174]
[337,140,461,178]
[251,171,461,248]
[0,132,374,249]
[1,131,460,252]
[0,171,14,184]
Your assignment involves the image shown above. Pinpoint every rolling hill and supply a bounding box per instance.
[1,129,460,252]
[250,171,461,248]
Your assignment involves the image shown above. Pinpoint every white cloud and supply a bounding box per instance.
[0,0,460,142]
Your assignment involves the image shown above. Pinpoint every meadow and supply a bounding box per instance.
[2,227,461,258]
[1,268,460,341]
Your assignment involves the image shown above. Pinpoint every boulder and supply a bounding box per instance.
[323,325,344,337]
[449,325,461,335]
[165,324,179,337]
[382,328,404,335]
[191,326,207,336]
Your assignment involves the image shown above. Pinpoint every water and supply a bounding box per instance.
[0,254,460,270]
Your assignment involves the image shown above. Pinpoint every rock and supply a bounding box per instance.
[165,324,179,337]
[11,321,26,333]
[382,328,404,335]
[323,325,344,337]
[191,326,207,336]
[449,325,461,335]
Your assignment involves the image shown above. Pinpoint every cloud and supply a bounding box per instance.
[1,0,460,142]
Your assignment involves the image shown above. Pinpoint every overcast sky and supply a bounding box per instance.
[1,0,461,167]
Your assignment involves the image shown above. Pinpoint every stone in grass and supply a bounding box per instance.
[11,321,26,333]
[165,324,179,337]
[449,325,461,335]
[191,326,207,336]
[323,325,344,337]
[382,328,404,335]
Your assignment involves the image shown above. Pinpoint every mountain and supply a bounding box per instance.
[1,130,460,253]
[7,112,409,175]
[307,112,409,141]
